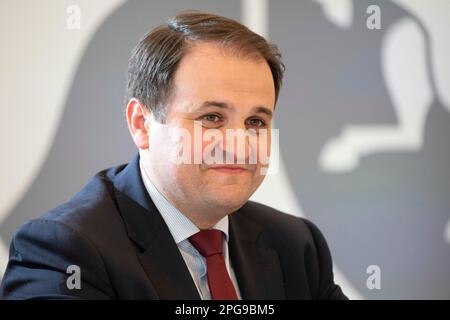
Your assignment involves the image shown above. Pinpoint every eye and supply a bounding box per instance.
[197,113,224,128]
[201,114,222,123]
[246,118,267,128]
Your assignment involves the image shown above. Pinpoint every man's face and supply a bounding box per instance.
[145,43,275,220]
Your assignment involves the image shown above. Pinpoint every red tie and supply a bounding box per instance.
[189,230,238,300]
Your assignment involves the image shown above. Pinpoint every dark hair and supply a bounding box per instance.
[125,10,285,122]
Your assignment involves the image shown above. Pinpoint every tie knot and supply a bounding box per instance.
[189,229,223,257]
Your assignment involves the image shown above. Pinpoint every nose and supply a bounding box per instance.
[220,125,256,165]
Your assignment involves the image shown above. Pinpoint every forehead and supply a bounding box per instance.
[170,43,276,111]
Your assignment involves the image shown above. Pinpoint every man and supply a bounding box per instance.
[0,11,346,299]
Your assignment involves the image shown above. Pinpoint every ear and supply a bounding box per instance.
[126,98,150,149]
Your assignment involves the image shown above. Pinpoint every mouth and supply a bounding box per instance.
[208,165,250,174]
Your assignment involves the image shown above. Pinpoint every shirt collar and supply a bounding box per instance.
[139,158,229,244]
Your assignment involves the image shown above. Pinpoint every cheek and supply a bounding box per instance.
[151,124,190,164]
[256,131,271,162]
[170,164,203,188]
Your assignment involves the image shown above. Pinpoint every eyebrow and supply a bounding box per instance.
[198,100,273,117]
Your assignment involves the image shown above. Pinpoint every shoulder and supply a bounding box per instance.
[237,200,323,245]
[33,164,126,239]
[8,164,129,269]
[8,164,124,263]
[235,201,347,300]
[0,166,128,299]
[234,200,334,274]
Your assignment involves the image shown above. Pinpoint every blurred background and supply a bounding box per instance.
[1,0,449,299]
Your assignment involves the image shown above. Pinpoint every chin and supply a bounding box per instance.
[209,193,248,213]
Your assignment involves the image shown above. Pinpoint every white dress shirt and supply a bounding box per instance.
[139,159,242,299]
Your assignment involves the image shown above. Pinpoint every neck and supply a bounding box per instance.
[140,155,230,230]
[160,186,229,230]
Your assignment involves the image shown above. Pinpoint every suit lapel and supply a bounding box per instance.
[229,211,286,299]
[112,155,200,299]
[137,228,200,299]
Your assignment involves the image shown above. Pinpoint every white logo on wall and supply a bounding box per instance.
[317,0,450,246]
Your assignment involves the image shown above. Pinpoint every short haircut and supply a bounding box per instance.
[125,10,285,122]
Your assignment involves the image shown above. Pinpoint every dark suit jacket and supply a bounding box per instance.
[0,155,347,300]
